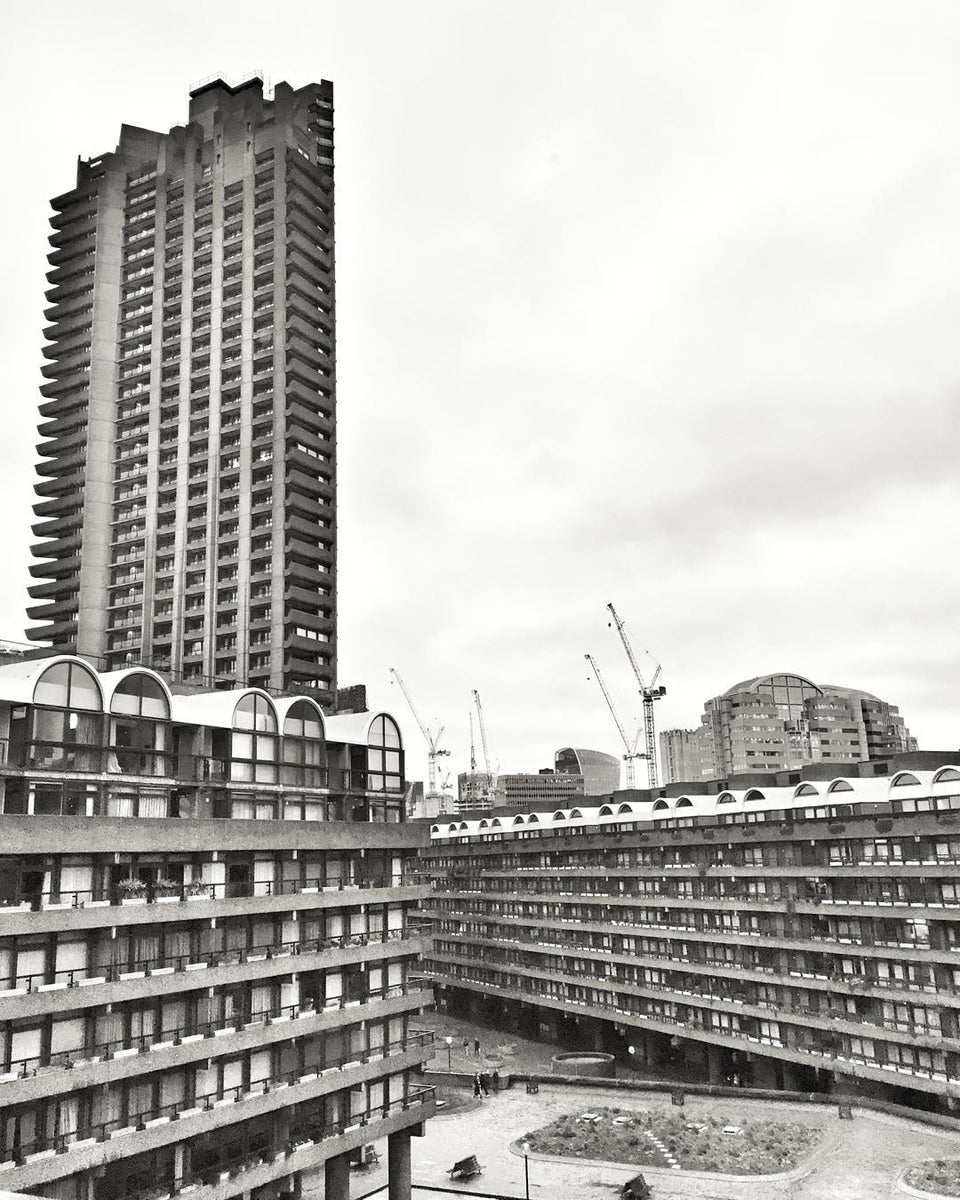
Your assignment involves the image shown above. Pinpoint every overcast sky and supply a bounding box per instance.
[2,1,959,788]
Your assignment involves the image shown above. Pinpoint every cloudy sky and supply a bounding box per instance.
[2,1,959,788]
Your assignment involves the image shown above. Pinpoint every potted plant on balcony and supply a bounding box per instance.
[155,877,181,902]
[118,877,148,905]
[185,881,210,901]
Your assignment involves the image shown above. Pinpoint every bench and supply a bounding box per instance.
[526,1079,539,1094]
[838,1102,853,1120]
[449,1154,483,1180]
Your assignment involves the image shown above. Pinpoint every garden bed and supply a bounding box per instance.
[905,1160,960,1197]
[522,1105,821,1175]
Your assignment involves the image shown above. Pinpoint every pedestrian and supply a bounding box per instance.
[474,1038,480,1056]
[473,1072,482,1099]
[462,1037,469,1052]
[480,1072,490,1096]
[492,1069,500,1093]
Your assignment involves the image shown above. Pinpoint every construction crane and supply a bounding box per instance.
[471,688,497,807]
[388,668,450,796]
[606,602,666,788]
[584,654,645,789]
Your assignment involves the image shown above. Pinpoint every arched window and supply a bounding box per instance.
[795,783,819,797]
[653,799,670,812]
[232,693,278,783]
[828,779,854,793]
[25,661,104,776]
[617,803,635,815]
[676,797,693,808]
[891,772,921,787]
[552,811,566,821]
[109,673,171,778]
[744,789,765,802]
[366,715,402,795]
[34,661,101,711]
[934,767,960,784]
[281,699,326,787]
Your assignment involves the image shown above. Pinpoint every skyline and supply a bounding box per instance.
[2,1,959,788]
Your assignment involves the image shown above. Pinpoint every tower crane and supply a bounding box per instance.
[606,602,666,788]
[471,688,497,807]
[584,654,645,789]
[388,668,450,797]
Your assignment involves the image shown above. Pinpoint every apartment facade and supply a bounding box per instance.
[0,655,435,1200]
[660,673,916,783]
[29,77,337,700]
[421,759,960,1112]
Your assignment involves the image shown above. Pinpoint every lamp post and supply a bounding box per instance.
[445,1035,452,1071]
[522,1140,530,1200]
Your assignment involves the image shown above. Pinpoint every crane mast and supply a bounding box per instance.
[584,654,644,789]
[606,602,666,788]
[471,689,497,807]
[388,668,449,796]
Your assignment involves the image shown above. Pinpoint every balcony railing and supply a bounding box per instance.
[3,1050,435,1167]
[0,925,419,995]
[2,1007,432,1087]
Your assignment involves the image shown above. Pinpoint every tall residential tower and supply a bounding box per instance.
[29,78,337,701]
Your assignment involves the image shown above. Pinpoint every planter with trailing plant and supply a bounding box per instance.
[118,878,147,905]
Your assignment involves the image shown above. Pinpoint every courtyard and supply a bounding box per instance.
[299,1076,960,1199]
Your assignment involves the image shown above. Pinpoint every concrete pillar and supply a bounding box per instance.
[324,1151,351,1200]
[707,1044,724,1085]
[173,1142,191,1191]
[388,1129,412,1200]
[781,1061,801,1092]
[752,1054,779,1089]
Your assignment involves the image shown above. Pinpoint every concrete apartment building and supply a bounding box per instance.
[421,754,960,1113]
[29,77,337,701]
[660,672,916,784]
[0,656,435,1200]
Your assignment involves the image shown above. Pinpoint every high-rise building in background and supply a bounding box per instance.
[660,672,916,783]
[555,747,621,795]
[658,729,701,786]
[29,77,337,701]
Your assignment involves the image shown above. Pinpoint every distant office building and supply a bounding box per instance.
[555,747,621,795]
[661,672,916,782]
[659,729,701,785]
[456,771,494,814]
[495,771,583,809]
[456,769,584,814]
[29,77,338,699]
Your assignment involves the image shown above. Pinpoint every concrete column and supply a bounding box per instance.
[706,1044,724,1085]
[388,1129,412,1200]
[173,1142,191,1191]
[752,1054,779,1089]
[324,1151,351,1200]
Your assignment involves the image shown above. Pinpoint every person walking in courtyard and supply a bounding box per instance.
[474,1038,481,1056]
[473,1072,482,1099]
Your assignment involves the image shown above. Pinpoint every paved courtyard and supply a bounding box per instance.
[303,1080,960,1199]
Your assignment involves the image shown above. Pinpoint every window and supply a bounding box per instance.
[232,693,278,784]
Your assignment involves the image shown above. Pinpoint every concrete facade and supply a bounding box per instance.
[0,656,434,1200]
[422,757,960,1114]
